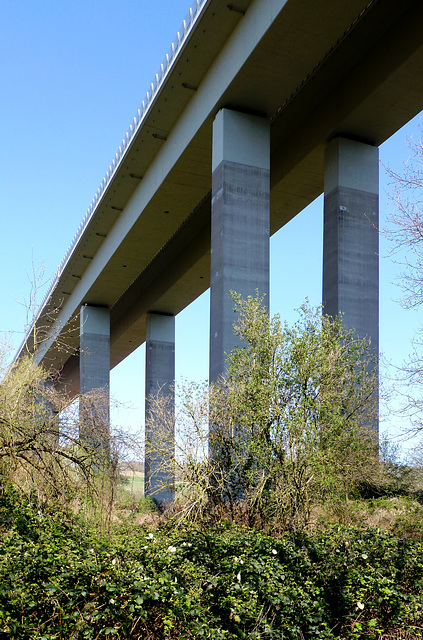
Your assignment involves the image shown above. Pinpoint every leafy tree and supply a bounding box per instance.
[209,295,379,529]
[147,295,380,530]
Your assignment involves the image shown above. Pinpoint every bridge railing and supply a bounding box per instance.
[18,0,208,357]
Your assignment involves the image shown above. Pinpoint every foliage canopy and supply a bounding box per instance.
[147,295,379,530]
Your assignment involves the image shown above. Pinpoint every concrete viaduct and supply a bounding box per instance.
[18,0,423,500]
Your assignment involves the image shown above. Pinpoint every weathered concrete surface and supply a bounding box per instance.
[210,109,270,382]
[80,305,111,394]
[79,305,110,441]
[323,137,379,427]
[145,312,175,505]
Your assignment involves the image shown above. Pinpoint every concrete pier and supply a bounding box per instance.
[79,305,110,442]
[145,312,175,505]
[209,109,270,382]
[323,137,379,427]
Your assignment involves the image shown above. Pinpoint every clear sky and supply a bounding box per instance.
[1,1,422,450]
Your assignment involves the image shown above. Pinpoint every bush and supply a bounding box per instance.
[1,483,422,639]
[147,296,380,531]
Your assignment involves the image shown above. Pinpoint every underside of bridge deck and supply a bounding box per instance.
[22,0,423,401]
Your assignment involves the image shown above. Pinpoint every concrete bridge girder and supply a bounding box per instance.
[20,0,423,450]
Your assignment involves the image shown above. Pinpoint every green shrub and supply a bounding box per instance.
[1,484,423,639]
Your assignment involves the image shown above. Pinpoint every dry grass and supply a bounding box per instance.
[339,627,423,639]
[310,495,423,534]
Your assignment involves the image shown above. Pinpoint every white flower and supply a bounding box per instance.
[110,598,115,604]
[111,558,117,565]
[148,533,154,538]
[272,549,277,555]
[357,602,365,610]
[236,571,241,582]
[167,545,177,553]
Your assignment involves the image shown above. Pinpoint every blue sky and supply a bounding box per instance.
[1,1,422,448]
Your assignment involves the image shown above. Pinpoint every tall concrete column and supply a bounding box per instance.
[79,305,110,443]
[323,137,379,428]
[210,109,270,382]
[145,312,175,505]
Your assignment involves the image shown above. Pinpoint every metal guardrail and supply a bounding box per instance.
[18,0,208,355]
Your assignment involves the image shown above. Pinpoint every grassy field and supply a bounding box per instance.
[119,472,144,498]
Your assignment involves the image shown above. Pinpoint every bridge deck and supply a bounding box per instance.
[23,0,423,394]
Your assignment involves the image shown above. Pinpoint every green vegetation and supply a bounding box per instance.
[147,297,380,530]
[1,297,423,638]
[1,485,423,639]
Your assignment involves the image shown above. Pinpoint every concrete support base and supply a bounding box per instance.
[210,109,270,382]
[79,305,110,444]
[323,137,379,430]
[145,313,175,505]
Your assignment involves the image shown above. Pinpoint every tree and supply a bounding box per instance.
[146,295,380,531]
[0,340,142,532]
[386,133,423,310]
[145,380,210,519]
[0,263,144,530]
[0,349,102,500]
[386,130,423,437]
